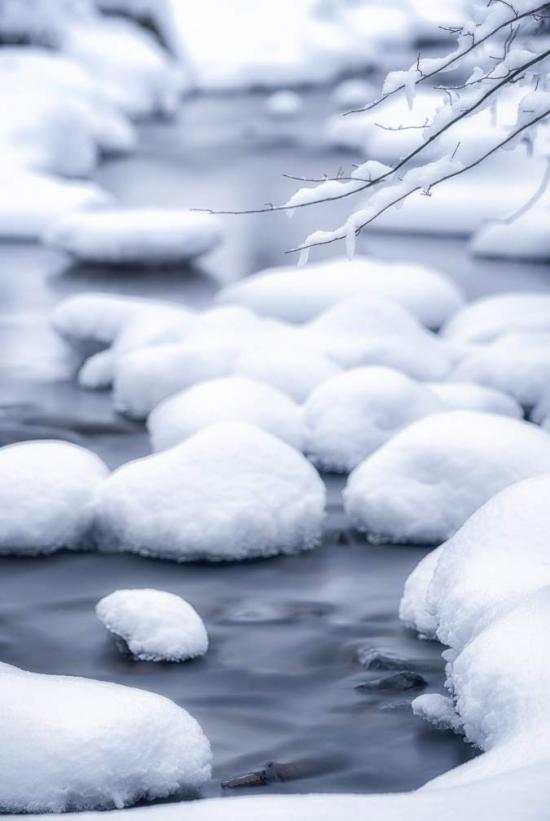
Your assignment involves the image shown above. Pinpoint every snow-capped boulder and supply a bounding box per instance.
[427,381,522,418]
[471,200,550,261]
[344,411,550,545]
[147,377,305,452]
[0,169,110,240]
[235,346,341,402]
[217,257,464,329]
[96,589,208,662]
[0,661,211,813]
[264,89,303,119]
[94,421,325,561]
[399,546,443,638]
[332,78,375,111]
[303,367,444,473]
[441,292,550,345]
[422,475,550,654]
[297,295,453,379]
[44,209,222,267]
[451,333,550,409]
[0,440,108,556]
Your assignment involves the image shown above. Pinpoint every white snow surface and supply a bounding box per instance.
[147,377,305,452]
[0,440,108,555]
[217,257,464,330]
[441,292,550,345]
[471,198,550,261]
[344,411,550,545]
[96,589,208,662]
[427,381,523,418]
[45,209,222,266]
[303,367,445,473]
[94,421,326,561]
[0,661,211,812]
[235,346,341,403]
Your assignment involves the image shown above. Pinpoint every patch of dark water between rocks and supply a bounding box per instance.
[2,88,550,803]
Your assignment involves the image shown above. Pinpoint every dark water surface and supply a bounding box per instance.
[1,89,550,802]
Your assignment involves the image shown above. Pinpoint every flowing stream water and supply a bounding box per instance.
[1,88,550,803]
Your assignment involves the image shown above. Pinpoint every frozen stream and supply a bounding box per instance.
[1,89,550,802]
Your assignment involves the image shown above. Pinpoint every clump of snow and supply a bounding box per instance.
[94,421,326,561]
[297,295,454,379]
[217,256,464,329]
[44,209,222,267]
[0,169,111,240]
[332,78,375,111]
[399,546,443,638]
[147,377,304,452]
[303,366,444,473]
[96,589,208,662]
[471,197,550,261]
[344,411,550,545]
[427,382,522,418]
[441,293,550,345]
[0,660,211,812]
[0,440,108,556]
[235,346,341,403]
[412,693,463,733]
[450,333,550,410]
[264,90,303,120]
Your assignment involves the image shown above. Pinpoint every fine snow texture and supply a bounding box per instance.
[94,421,326,561]
[0,440,108,555]
[147,377,305,452]
[217,257,464,329]
[96,589,208,662]
[426,381,523,418]
[344,411,550,545]
[0,661,211,813]
[44,209,223,266]
[303,367,444,473]
[441,292,550,345]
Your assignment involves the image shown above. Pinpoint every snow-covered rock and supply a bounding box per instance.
[296,295,454,379]
[441,292,550,345]
[94,421,325,561]
[412,693,463,733]
[235,346,341,403]
[399,546,443,638]
[471,199,550,261]
[427,382,522,418]
[451,333,550,410]
[218,257,464,329]
[147,377,304,452]
[0,440,108,556]
[332,78,375,111]
[0,169,110,240]
[344,411,550,545]
[0,661,211,812]
[45,209,222,267]
[303,367,444,473]
[264,90,303,119]
[96,589,208,662]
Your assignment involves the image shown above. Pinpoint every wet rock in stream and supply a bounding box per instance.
[222,756,342,789]
[355,671,427,692]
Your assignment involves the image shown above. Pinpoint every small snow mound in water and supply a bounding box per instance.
[44,208,223,266]
[427,381,522,418]
[216,256,464,330]
[412,693,463,733]
[0,440,108,556]
[441,292,550,345]
[0,661,211,812]
[303,366,445,473]
[296,295,453,379]
[235,345,341,403]
[147,376,305,452]
[344,411,550,545]
[399,546,443,638]
[332,78,375,110]
[94,421,326,561]
[96,589,208,662]
[264,89,303,119]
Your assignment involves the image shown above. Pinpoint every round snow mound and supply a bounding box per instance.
[147,376,305,452]
[344,411,550,545]
[44,208,223,266]
[0,661,211,813]
[0,440,108,555]
[94,421,326,561]
[96,589,208,662]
